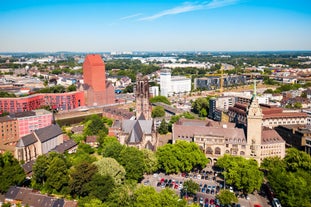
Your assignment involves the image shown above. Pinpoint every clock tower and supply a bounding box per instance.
[246,81,263,159]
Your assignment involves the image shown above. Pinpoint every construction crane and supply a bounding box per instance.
[219,65,224,93]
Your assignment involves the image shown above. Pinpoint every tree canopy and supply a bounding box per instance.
[216,154,263,194]
[216,189,238,205]
[151,106,165,118]
[0,152,26,193]
[94,157,126,185]
[156,141,208,174]
[262,148,311,207]
[150,96,171,105]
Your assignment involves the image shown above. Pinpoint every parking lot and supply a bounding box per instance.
[141,167,257,207]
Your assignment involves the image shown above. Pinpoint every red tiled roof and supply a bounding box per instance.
[263,112,308,119]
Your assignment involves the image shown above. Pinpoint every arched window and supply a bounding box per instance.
[240,151,245,155]
[206,147,213,155]
[215,147,221,155]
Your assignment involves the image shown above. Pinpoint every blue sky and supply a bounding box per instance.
[0,0,310,52]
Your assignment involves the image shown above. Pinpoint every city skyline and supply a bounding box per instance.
[1,0,310,52]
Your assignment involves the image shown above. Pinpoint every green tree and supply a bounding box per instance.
[0,152,26,193]
[94,157,126,185]
[284,148,311,172]
[159,188,187,207]
[216,155,263,194]
[150,96,171,105]
[191,97,209,117]
[67,84,77,92]
[118,147,145,181]
[84,174,116,202]
[183,179,199,196]
[45,156,69,193]
[101,136,125,160]
[142,149,158,174]
[132,185,160,207]
[69,162,97,197]
[151,106,165,118]
[158,119,168,134]
[156,141,208,174]
[83,115,108,136]
[106,184,135,207]
[216,189,238,205]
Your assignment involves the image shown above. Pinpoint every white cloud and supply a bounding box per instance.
[138,0,239,21]
[120,13,143,20]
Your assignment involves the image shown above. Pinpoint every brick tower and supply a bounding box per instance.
[83,54,115,106]
[135,74,151,120]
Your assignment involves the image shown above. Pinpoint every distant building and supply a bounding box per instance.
[0,91,85,113]
[0,116,19,154]
[194,75,246,91]
[173,84,285,163]
[275,125,311,156]
[10,109,53,138]
[82,54,115,106]
[160,69,191,97]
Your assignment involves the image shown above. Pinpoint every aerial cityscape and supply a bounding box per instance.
[0,0,311,207]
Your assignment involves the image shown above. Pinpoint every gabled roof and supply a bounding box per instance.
[129,121,144,143]
[35,124,63,143]
[138,113,146,120]
[16,134,37,147]
[5,186,20,200]
[122,119,153,144]
[22,160,35,175]
[51,139,77,154]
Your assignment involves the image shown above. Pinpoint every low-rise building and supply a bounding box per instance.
[15,124,63,162]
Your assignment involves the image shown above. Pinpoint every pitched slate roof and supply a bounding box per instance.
[22,160,35,175]
[4,186,71,207]
[35,124,63,143]
[129,121,144,143]
[122,120,153,144]
[16,134,37,147]
[173,124,246,142]
[262,128,285,144]
[51,139,77,154]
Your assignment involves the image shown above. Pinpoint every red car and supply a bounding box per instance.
[210,199,215,204]
[254,205,262,207]
[205,198,209,204]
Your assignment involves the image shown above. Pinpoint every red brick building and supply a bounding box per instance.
[0,91,85,113]
[83,54,115,106]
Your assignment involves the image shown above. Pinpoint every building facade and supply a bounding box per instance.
[82,54,115,106]
[0,91,85,113]
[15,124,63,162]
[173,95,285,163]
[194,75,246,90]
[11,109,53,138]
[160,69,191,97]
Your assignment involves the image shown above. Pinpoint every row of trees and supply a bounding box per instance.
[261,148,311,207]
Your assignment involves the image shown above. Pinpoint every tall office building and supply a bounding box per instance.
[160,68,191,97]
[83,54,115,106]
[160,69,171,97]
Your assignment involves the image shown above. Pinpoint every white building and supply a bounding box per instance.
[160,69,191,97]
[149,86,159,97]
[160,69,172,97]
